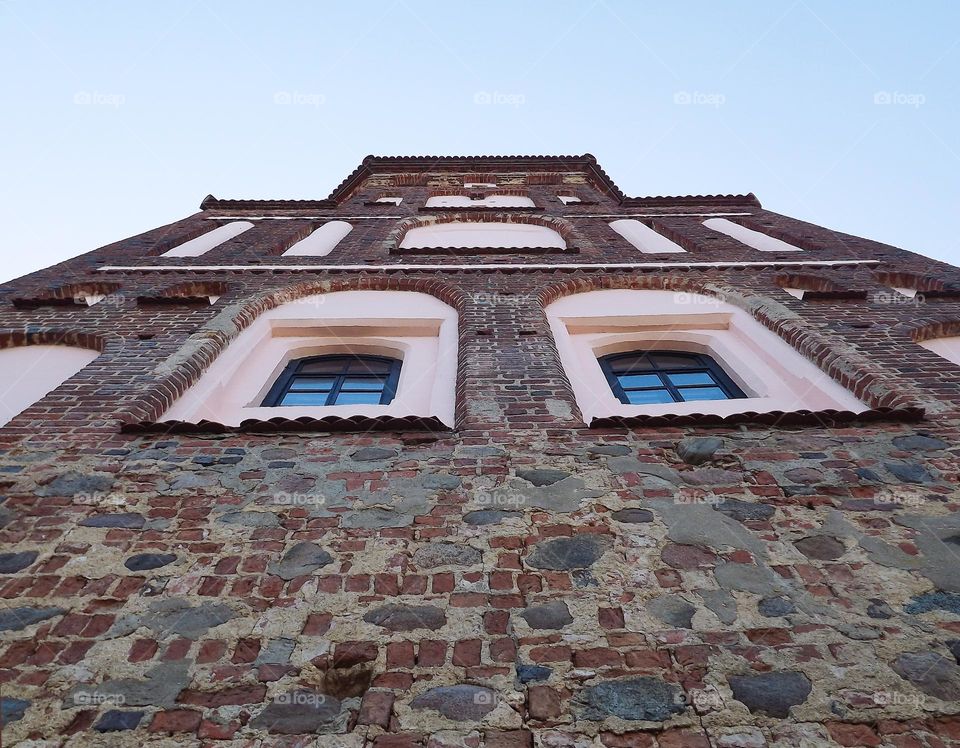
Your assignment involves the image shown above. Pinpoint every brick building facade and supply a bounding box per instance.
[1,154,959,746]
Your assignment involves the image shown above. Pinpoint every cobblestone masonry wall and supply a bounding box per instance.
[2,162,960,747]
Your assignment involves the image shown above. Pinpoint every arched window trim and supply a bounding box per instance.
[261,354,402,407]
[598,350,746,405]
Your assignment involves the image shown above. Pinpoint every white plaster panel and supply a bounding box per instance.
[160,290,458,427]
[282,221,353,257]
[0,346,99,427]
[703,218,803,252]
[400,222,565,249]
[546,289,867,424]
[609,219,686,254]
[161,221,254,257]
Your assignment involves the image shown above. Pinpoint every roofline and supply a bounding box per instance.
[200,154,761,210]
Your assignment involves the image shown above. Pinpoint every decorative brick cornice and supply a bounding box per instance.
[0,326,111,352]
[198,154,763,210]
[590,406,924,429]
[121,414,451,434]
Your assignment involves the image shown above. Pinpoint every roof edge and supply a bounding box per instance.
[199,155,761,210]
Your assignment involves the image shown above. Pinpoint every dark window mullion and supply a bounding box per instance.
[655,371,684,403]
[326,359,351,406]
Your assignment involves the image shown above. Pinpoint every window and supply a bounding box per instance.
[282,221,353,257]
[262,354,401,407]
[557,195,582,205]
[375,196,402,205]
[599,350,745,405]
[545,289,868,424]
[609,219,686,254]
[703,218,802,253]
[400,221,566,249]
[161,221,254,257]
[159,290,457,427]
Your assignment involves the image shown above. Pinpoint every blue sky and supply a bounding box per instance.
[1,1,957,283]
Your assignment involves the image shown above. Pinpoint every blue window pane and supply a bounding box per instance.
[625,389,674,404]
[617,374,663,389]
[280,392,330,406]
[287,377,336,391]
[667,372,717,387]
[679,387,729,402]
[333,391,383,405]
[340,377,387,392]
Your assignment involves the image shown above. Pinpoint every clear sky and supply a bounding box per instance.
[1,1,957,283]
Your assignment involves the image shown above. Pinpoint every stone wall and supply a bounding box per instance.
[1,163,960,746]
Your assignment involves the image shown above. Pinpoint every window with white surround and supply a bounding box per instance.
[161,221,255,258]
[557,195,582,204]
[399,221,566,249]
[424,195,535,208]
[0,346,100,427]
[609,219,686,254]
[160,290,458,427]
[375,196,402,205]
[703,218,802,252]
[282,221,353,257]
[546,289,866,424]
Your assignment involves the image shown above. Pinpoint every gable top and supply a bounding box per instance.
[199,154,761,210]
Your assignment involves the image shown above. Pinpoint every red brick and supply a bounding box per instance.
[149,709,202,733]
[598,607,625,629]
[827,722,882,747]
[527,686,561,720]
[197,639,227,664]
[358,690,395,728]
[417,640,447,667]
[452,639,482,666]
[177,685,266,707]
[387,641,415,668]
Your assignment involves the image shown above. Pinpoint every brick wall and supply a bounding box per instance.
[1,159,959,746]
